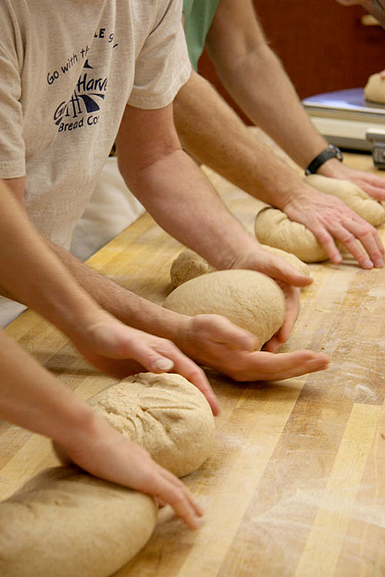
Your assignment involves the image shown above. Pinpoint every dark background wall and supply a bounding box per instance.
[198,1,385,123]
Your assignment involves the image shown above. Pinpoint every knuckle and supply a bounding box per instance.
[339,231,356,244]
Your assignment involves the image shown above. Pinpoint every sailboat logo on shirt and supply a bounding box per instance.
[53,60,108,132]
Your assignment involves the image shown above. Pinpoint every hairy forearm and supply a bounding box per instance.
[174,72,311,209]
[119,146,259,270]
[0,178,185,341]
[212,44,328,169]
[38,239,186,341]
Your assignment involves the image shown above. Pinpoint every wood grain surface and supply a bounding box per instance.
[2,134,385,576]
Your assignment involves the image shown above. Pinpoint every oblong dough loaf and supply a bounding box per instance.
[89,372,215,478]
[0,467,158,577]
[305,174,385,227]
[364,72,385,105]
[170,247,309,289]
[255,175,385,262]
[163,270,285,349]
[255,207,328,262]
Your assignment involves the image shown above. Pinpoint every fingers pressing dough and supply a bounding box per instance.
[170,247,309,289]
[0,467,158,577]
[89,372,216,478]
[254,175,385,263]
[164,269,285,350]
[305,174,385,227]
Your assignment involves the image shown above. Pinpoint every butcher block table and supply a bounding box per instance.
[2,135,385,576]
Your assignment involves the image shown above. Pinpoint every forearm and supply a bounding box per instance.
[212,43,328,169]
[118,146,260,270]
[0,329,99,448]
[32,240,189,342]
[174,71,312,209]
[0,179,185,341]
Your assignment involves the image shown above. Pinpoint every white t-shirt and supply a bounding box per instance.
[0,0,191,325]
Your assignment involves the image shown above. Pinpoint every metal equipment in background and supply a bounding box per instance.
[303,88,385,168]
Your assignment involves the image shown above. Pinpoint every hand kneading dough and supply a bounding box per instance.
[170,247,309,289]
[163,270,285,349]
[254,175,385,262]
[0,373,215,577]
[0,466,158,577]
[304,174,385,227]
[364,73,385,104]
[89,372,215,478]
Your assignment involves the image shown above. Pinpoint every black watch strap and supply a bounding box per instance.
[305,145,343,175]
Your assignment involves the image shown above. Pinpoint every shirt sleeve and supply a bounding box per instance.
[0,2,25,178]
[128,0,192,110]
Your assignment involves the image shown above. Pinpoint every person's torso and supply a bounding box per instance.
[14,0,156,248]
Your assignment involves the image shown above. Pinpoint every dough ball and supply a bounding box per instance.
[163,269,285,349]
[0,466,158,577]
[254,175,385,262]
[305,174,385,227]
[255,207,328,263]
[364,73,385,104]
[170,247,309,288]
[89,372,215,478]
[170,249,215,288]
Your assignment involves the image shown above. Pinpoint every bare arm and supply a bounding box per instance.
[174,70,309,209]
[205,0,385,201]
[205,0,327,169]
[171,0,384,268]
[0,328,203,529]
[2,175,328,382]
[116,102,310,283]
[0,177,218,409]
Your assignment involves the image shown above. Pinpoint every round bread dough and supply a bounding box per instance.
[0,466,158,577]
[364,73,385,104]
[305,174,385,227]
[254,175,385,262]
[170,247,309,289]
[0,373,215,576]
[163,269,285,350]
[89,372,215,478]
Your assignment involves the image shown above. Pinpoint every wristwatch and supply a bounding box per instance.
[305,144,343,175]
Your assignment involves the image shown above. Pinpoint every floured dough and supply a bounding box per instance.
[89,372,215,478]
[164,269,285,349]
[254,175,385,262]
[0,373,215,576]
[170,247,309,289]
[364,73,385,104]
[0,466,158,577]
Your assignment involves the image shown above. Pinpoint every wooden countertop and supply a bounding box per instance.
[3,137,385,576]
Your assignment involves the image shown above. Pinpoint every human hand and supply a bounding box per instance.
[175,314,329,381]
[263,280,301,352]
[53,415,203,530]
[228,248,305,347]
[71,314,220,415]
[318,161,385,202]
[283,186,384,268]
